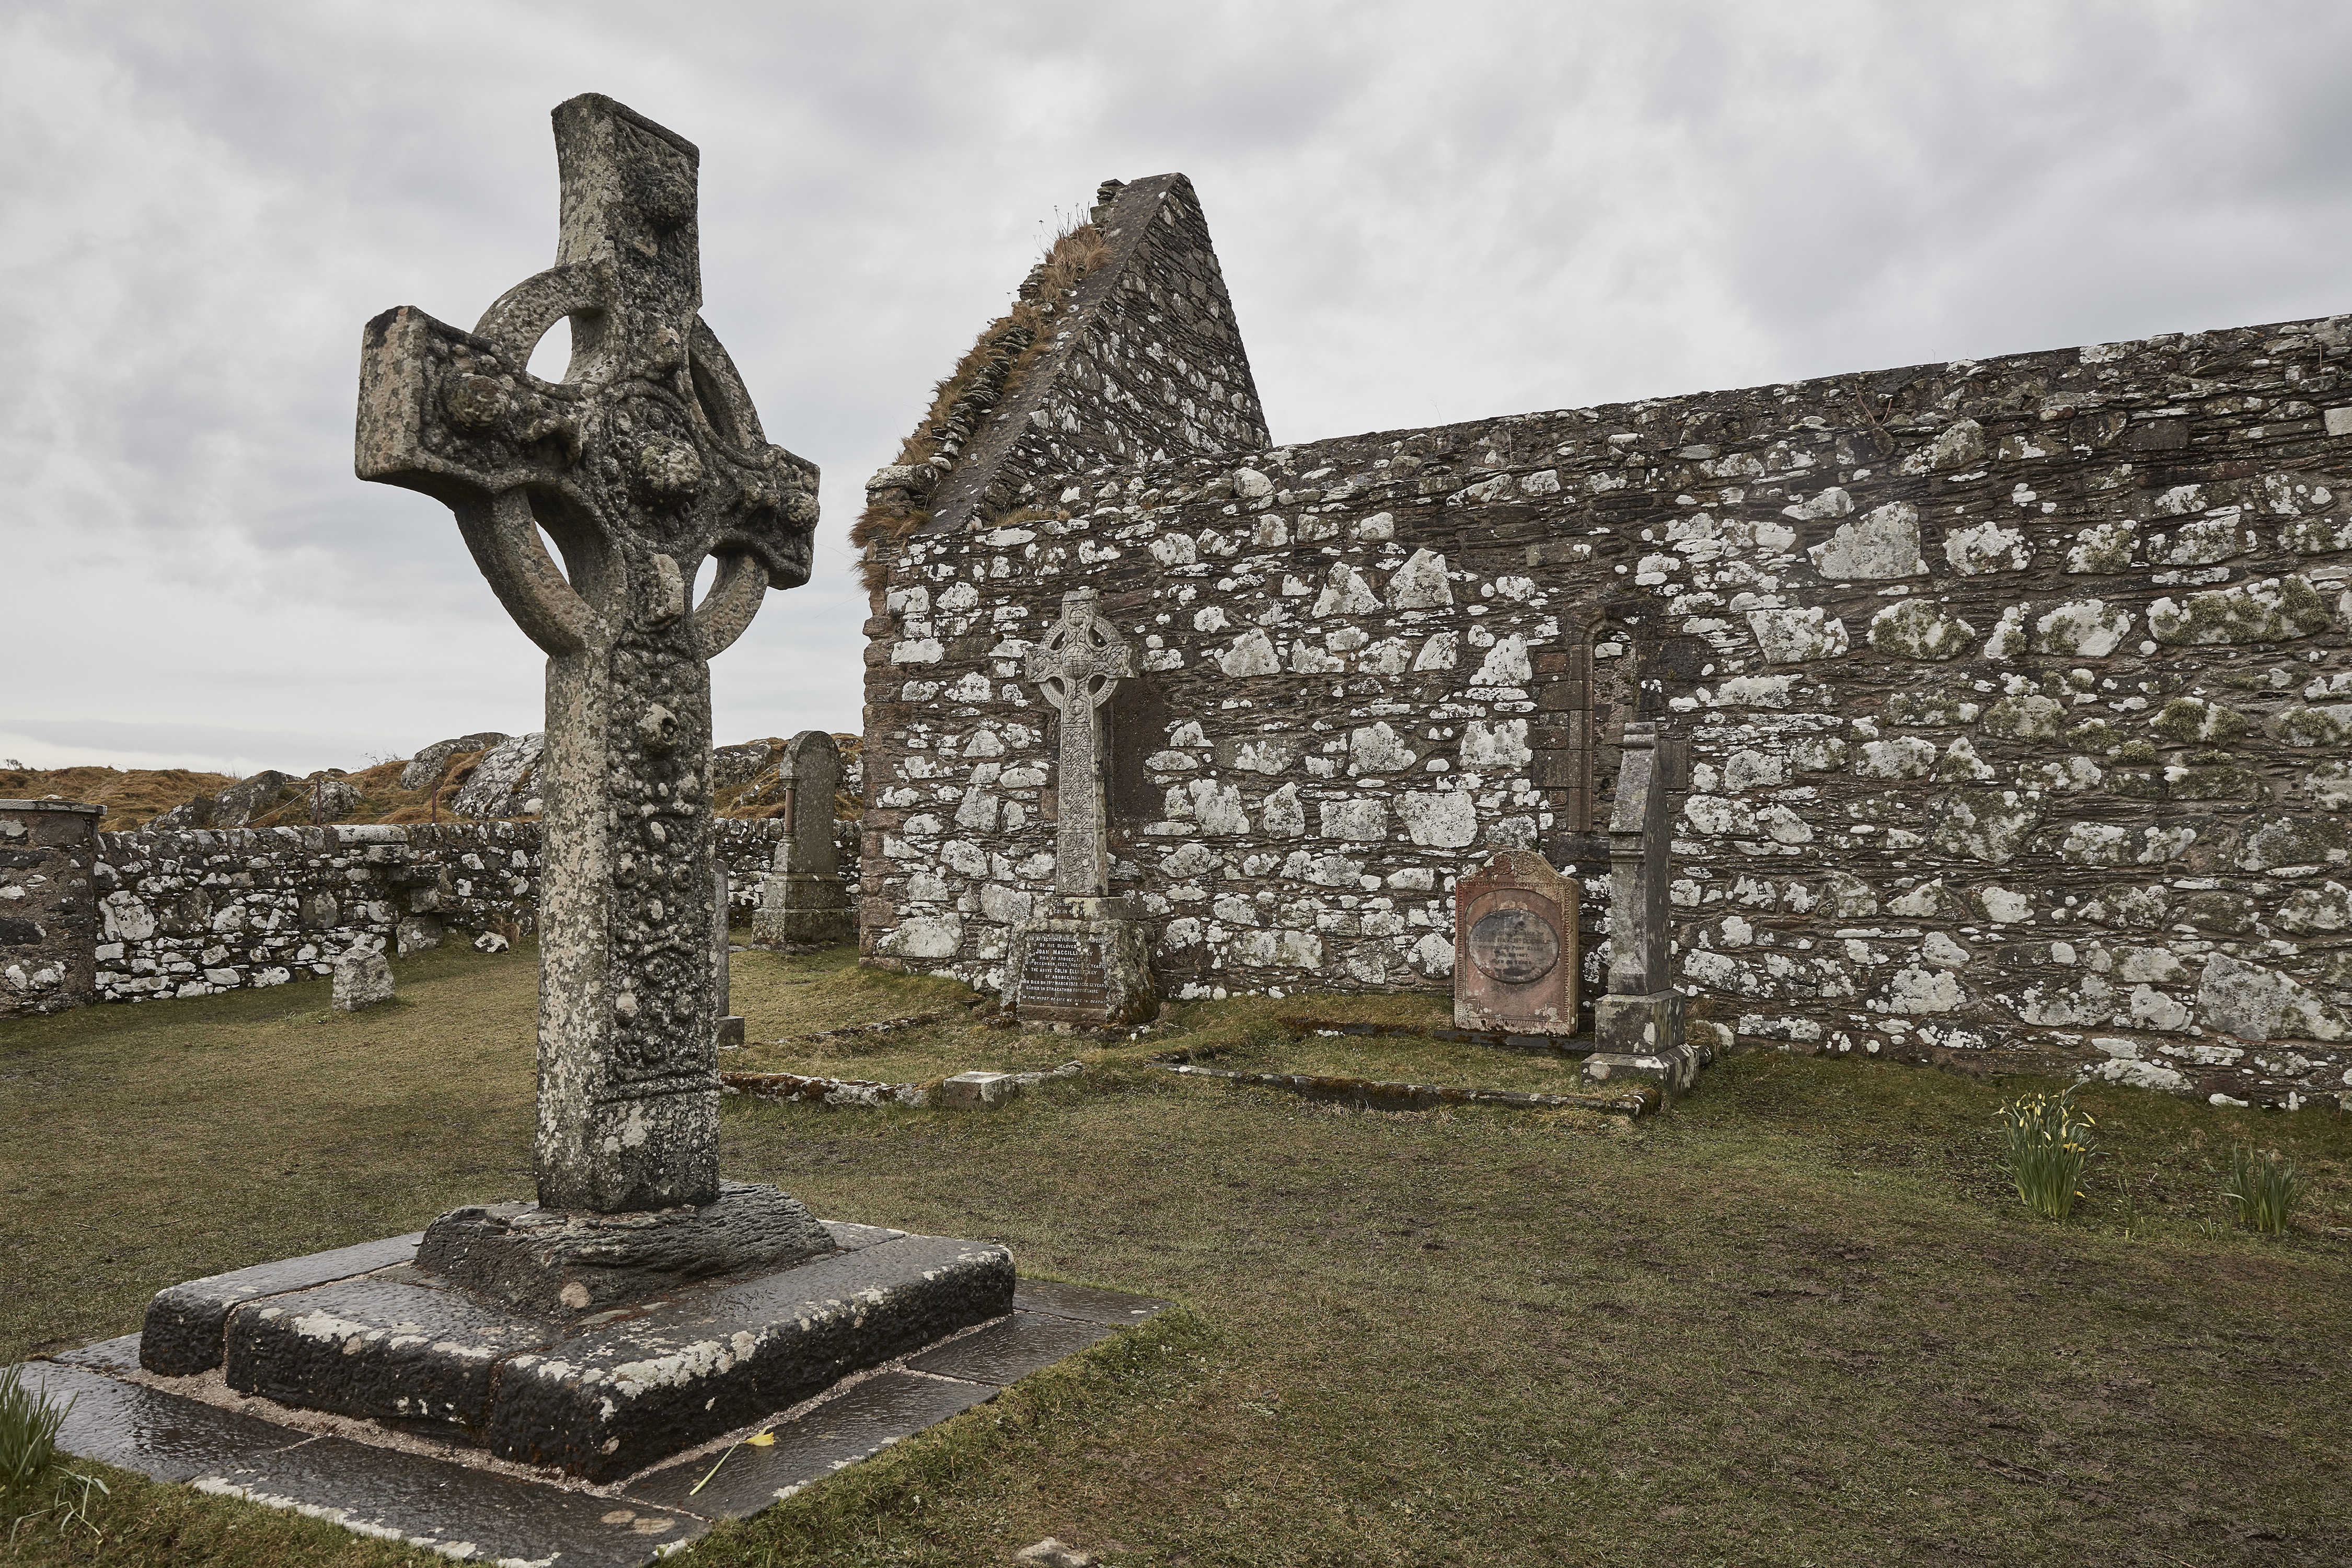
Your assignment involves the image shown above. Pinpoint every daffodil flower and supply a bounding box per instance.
[689,1428,779,1495]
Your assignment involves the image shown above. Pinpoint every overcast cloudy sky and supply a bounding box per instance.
[7,1,2352,775]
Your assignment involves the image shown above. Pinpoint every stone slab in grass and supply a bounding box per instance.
[16,1361,306,1485]
[49,1331,142,1375]
[906,1310,1125,1384]
[18,1276,1174,1564]
[622,1369,1000,1519]
[194,1428,703,1567]
[1012,1277,1175,1327]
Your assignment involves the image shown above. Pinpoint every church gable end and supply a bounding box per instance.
[855,174,1268,588]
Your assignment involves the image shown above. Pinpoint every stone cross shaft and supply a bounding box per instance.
[1024,589,1136,900]
[355,95,818,1214]
[1606,721,1673,996]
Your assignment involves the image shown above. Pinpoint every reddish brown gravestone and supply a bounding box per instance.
[1452,849,1579,1034]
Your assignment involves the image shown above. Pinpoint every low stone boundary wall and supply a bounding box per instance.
[90,818,832,1003]
[0,800,105,1019]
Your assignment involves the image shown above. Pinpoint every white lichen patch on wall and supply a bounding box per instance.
[90,821,800,1001]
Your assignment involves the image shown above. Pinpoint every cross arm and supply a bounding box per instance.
[687,318,820,597]
[356,306,608,656]
[682,325,818,658]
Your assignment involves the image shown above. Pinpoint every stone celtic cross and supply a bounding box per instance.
[1024,589,1136,901]
[356,95,818,1214]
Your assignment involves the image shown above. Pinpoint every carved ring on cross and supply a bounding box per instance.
[1024,595,1136,712]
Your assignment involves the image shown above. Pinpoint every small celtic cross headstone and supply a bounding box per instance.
[356,95,819,1214]
[1023,587,1138,903]
[1006,588,1157,1026]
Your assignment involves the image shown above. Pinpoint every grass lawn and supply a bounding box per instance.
[3,939,2348,1566]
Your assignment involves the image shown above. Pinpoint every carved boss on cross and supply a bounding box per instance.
[354,95,818,1214]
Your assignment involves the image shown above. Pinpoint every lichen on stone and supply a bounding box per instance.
[1867,601,1976,660]
[1807,502,1922,580]
[2150,696,2250,744]
[2149,575,2332,645]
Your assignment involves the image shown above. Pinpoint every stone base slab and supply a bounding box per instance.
[1593,989,1687,1058]
[1584,991,1700,1102]
[140,1230,428,1377]
[486,1232,1013,1479]
[752,872,856,947]
[413,1180,834,1318]
[215,1220,1012,1481]
[1581,1043,1701,1099]
[23,1276,1169,1564]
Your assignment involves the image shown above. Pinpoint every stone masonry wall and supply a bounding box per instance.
[0,800,103,1018]
[93,818,813,1002]
[862,313,2352,1111]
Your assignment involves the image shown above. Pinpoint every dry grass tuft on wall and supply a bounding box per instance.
[850,221,1111,592]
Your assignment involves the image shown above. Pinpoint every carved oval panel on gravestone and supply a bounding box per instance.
[1468,906,1559,985]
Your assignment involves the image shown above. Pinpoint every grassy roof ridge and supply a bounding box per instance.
[850,216,1112,592]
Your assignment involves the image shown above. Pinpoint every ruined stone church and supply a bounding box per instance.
[852,173,2352,1112]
